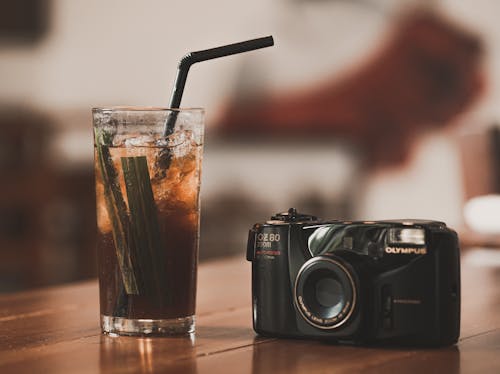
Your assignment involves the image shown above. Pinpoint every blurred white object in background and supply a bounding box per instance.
[464,194,500,234]
[462,247,500,267]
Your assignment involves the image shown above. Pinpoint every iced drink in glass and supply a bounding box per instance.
[93,107,204,336]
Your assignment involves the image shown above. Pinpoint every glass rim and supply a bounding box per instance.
[92,106,205,114]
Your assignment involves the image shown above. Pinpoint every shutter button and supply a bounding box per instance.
[271,208,318,222]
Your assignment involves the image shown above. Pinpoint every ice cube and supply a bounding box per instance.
[111,135,127,147]
[165,130,190,147]
[124,135,158,147]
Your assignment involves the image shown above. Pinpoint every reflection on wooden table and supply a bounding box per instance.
[0,250,499,373]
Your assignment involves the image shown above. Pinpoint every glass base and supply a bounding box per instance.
[101,315,195,336]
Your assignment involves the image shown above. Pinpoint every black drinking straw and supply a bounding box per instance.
[163,35,274,137]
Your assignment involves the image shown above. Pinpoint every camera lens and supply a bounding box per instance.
[315,276,344,310]
[295,257,356,329]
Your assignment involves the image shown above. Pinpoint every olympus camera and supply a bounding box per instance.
[246,208,460,346]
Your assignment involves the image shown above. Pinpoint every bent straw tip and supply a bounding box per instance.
[263,35,274,46]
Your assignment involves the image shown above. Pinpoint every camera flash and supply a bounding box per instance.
[388,228,425,245]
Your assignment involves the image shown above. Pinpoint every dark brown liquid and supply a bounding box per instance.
[98,203,198,319]
[95,139,202,320]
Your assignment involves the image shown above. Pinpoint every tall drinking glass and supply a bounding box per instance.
[93,107,204,336]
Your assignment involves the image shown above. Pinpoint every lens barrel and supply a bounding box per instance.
[294,257,357,329]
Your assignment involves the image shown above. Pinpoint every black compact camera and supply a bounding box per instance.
[247,208,460,346]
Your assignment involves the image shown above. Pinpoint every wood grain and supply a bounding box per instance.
[0,252,499,373]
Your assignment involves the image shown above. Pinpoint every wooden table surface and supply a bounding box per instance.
[1,250,499,373]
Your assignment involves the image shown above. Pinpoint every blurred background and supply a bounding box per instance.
[1,0,500,291]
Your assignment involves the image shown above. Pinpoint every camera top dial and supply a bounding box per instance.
[267,208,318,224]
